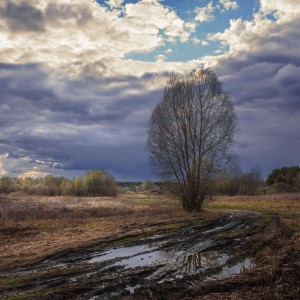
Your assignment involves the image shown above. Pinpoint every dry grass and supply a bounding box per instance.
[0,193,196,270]
[206,193,300,232]
[0,193,179,226]
[1,192,300,273]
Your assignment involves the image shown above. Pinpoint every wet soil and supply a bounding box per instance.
[1,211,299,299]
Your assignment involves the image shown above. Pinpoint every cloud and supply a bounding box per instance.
[0,0,45,32]
[0,63,171,180]
[105,0,125,8]
[1,0,299,180]
[0,0,194,77]
[192,37,209,46]
[218,0,238,11]
[260,0,300,19]
[192,37,201,44]
[0,154,9,176]
[195,1,215,23]
[0,153,83,178]
[199,0,300,175]
[124,0,191,42]
[155,54,167,62]
[194,0,238,22]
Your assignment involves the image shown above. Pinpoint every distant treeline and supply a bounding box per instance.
[0,170,117,197]
[0,166,299,197]
[266,166,300,193]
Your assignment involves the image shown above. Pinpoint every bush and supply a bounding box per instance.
[0,169,118,197]
[266,166,300,192]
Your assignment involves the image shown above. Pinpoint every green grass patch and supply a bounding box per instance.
[130,197,179,207]
[0,272,49,291]
[0,266,85,291]
[4,290,49,300]
[216,229,245,239]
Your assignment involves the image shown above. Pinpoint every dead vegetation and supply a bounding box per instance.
[206,193,300,232]
[0,193,188,270]
[0,193,180,225]
[1,192,300,299]
[129,216,300,300]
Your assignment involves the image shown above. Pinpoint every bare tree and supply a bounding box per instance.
[147,69,237,211]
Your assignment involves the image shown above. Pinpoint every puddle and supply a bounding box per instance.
[88,244,177,269]
[181,251,230,273]
[125,284,141,294]
[86,227,251,283]
[2,213,259,299]
[111,250,173,269]
[89,245,148,263]
[214,258,253,279]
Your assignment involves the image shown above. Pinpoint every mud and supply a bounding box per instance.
[0,211,261,299]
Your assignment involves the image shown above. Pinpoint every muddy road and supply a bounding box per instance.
[0,211,270,299]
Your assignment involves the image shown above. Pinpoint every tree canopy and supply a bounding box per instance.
[147,68,237,211]
[266,166,300,192]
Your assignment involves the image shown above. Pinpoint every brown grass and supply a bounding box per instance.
[0,193,179,226]
[0,193,197,270]
[206,193,300,232]
[1,192,300,274]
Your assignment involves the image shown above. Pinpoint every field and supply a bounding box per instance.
[0,192,183,269]
[0,192,300,299]
[207,193,300,232]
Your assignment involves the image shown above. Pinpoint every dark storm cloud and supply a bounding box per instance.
[0,63,162,180]
[45,2,94,26]
[214,19,300,177]
[0,1,45,32]
[0,64,159,125]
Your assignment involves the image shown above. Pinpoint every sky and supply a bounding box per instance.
[0,0,299,181]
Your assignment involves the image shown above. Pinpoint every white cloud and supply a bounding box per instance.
[105,0,124,8]
[192,37,201,44]
[0,154,45,177]
[165,48,173,53]
[195,1,215,23]
[0,156,8,176]
[155,54,167,62]
[0,153,83,178]
[208,14,275,54]
[206,0,300,60]
[103,57,202,77]
[192,37,209,46]
[0,0,194,77]
[218,0,238,11]
[185,21,197,32]
[260,0,300,19]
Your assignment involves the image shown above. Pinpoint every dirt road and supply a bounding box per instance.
[1,211,265,299]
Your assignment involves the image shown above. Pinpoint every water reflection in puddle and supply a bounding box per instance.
[181,251,229,273]
[89,245,148,263]
[111,250,173,269]
[87,243,252,283]
[214,258,253,279]
[89,245,175,268]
